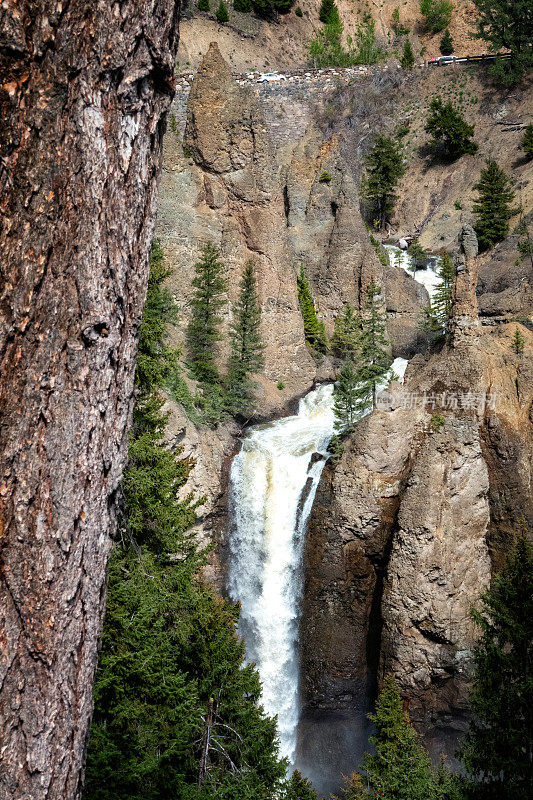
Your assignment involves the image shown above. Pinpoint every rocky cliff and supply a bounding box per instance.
[155,42,533,792]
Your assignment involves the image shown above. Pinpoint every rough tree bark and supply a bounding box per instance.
[0,3,180,798]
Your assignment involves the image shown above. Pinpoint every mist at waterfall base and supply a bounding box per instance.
[227,359,408,796]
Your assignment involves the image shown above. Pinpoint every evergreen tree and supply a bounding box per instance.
[472,159,516,251]
[216,0,229,22]
[459,534,533,800]
[425,96,478,160]
[226,260,265,413]
[319,0,339,24]
[84,243,287,800]
[233,0,251,10]
[420,0,453,33]
[187,242,227,385]
[297,266,328,353]
[407,239,427,272]
[522,124,533,160]
[422,251,454,336]
[440,28,454,55]
[400,39,415,69]
[353,279,391,412]
[251,0,295,18]
[472,0,533,84]
[333,359,360,433]
[363,675,436,800]
[198,0,210,10]
[511,327,525,355]
[361,135,405,229]
[280,769,319,799]
[332,303,362,359]
[332,772,369,799]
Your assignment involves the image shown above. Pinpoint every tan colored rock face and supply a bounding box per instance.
[157,45,428,420]
[301,323,532,758]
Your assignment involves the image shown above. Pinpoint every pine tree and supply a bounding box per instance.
[233,0,251,10]
[187,242,227,385]
[511,327,525,355]
[420,0,453,33]
[361,135,405,229]
[297,266,328,353]
[319,0,339,24]
[472,159,516,251]
[401,38,415,68]
[425,96,478,160]
[332,772,370,799]
[440,28,454,54]
[472,0,533,84]
[198,0,210,10]
[459,534,533,800]
[363,675,436,800]
[333,359,360,433]
[407,239,427,272]
[353,279,391,412]
[226,260,265,413]
[281,769,319,799]
[423,251,454,336]
[331,303,362,359]
[522,125,533,160]
[216,0,229,22]
[84,243,287,800]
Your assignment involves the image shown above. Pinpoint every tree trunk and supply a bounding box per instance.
[0,3,180,798]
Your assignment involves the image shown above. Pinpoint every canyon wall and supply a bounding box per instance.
[155,44,533,790]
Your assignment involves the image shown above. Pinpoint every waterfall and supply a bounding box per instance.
[227,383,336,762]
[384,244,440,302]
[227,359,409,764]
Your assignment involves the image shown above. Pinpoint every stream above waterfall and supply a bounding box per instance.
[227,359,408,767]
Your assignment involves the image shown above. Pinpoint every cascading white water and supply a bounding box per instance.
[227,359,408,763]
[384,244,440,302]
[228,383,336,763]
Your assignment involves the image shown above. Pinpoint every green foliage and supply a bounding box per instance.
[226,261,265,414]
[522,124,533,160]
[216,0,229,21]
[85,243,286,800]
[431,412,445,431]
[187,242,227,386]
[421,251,454,336]
[361,135,405,229]
[400,39,415,69]
[420,0,453,33]
[472,159,516,251]
[233,0,251,10]
[319,171,332,182]
[407,239,427,271]
[251,0,295,18]
[319,0,339,25]
[425,96,478,160]
[454,200,462,210]
[515,218,533,266]
[511,327,525,354]
[354,12,385,65]
[331,303,362,359]
[459,533,533,800]
[295,4,303,15]
[471,0,533,84]
[277,380,285,390]
[308,11,383,68]
[352,279,391,411]
[280,770,319,799]
[440,28,454,54]
[363,676,437,800]
[297,266,328,353]
[392,7,410,35]
[370,235,391,266]
[333,359,360,433]
[198,0,210,10]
